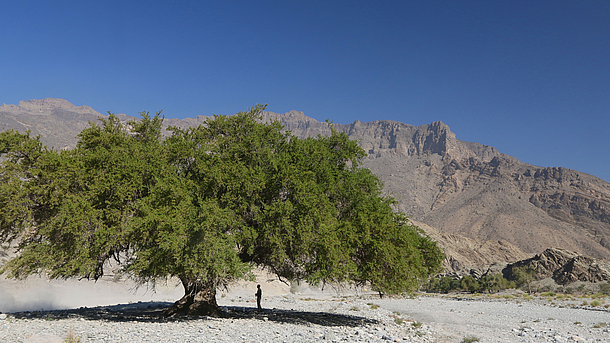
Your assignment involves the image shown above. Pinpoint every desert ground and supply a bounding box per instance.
[1,271,609,342]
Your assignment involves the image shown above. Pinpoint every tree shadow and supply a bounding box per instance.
[9,301,174,323]
[9,302,378,327]
[222,306,377,327]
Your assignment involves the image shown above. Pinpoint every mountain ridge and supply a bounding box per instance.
[2,99,609,271]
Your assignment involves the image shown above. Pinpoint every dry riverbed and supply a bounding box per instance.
[2,273,610,342]
[1,291,610,342]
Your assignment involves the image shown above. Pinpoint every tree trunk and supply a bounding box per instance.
[164,276,222,317]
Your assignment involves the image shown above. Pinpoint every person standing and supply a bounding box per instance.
[255,284,262,312]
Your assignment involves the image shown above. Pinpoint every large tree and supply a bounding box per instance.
[0,105,443,316]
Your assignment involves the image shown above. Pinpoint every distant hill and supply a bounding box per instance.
[2,99,610,272]
[0,98,136,150]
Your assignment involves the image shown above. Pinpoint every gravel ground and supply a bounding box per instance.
[1,293,610,343]
[375,294,610,342]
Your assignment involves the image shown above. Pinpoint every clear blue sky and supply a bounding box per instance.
[1,1,609,181]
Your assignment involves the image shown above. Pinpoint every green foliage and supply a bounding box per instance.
[478,274,515,293]
[0,113,163,280]
[512,266,536,293]
[0,105,444,303]
[460,275,480,293]
[426,276,461,293]
[426,273,515,294]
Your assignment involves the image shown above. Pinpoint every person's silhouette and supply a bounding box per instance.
[255,284,262,312]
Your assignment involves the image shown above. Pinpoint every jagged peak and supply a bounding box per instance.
[258,111,501,161]
[424,120,452,131]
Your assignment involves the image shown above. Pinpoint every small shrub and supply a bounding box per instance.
[65,328,81,343]
[590,300,601,307]
[593,322,610,328]
[394,317,404,325]
[349,306,359,311]
[574,321,582,325]
[412,321,423,328]
[462,336,480,343]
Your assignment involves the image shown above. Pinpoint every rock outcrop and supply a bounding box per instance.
[504,248,610,285]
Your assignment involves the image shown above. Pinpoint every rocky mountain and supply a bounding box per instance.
[2,99,610,272]
[261,111,610,266]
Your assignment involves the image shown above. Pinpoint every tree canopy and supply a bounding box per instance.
[0,105,443,316]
